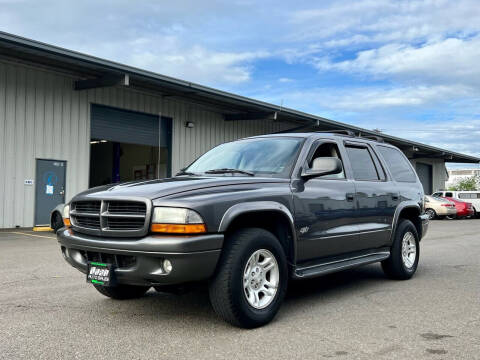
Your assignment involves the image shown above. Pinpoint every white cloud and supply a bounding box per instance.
[256,85,471,112]
[316,37,480,87]
[288,0,480,45]
[278,77,294,83]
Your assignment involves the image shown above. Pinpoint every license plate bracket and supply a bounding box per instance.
[87,261,115,286]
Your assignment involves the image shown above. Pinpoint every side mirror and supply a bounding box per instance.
[302,157,343,179]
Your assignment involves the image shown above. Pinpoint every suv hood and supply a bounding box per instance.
[72,176,288,201]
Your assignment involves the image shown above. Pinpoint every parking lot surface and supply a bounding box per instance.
[1,220,479,359]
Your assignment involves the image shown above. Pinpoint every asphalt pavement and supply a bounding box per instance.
[1,220,479,359]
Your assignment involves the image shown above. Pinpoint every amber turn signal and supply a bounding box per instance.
[151,223,206,234]
[63,218,71,227]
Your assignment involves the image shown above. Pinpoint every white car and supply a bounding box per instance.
[432,191,480,218]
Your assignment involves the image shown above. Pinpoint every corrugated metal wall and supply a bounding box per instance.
[409,158,446,193]
[0,59,291,228]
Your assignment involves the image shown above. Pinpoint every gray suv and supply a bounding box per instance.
[58,132,428,328]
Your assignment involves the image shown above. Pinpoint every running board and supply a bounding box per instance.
[293,250,391,279]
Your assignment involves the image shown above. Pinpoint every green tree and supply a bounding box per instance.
[448,175,479,191]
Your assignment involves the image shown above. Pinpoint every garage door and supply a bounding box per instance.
[416,162,433,195]
[91,104,170,146]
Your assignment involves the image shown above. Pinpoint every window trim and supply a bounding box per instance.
[343,141,385,182]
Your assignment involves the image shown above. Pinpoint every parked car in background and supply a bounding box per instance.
[432,191,480,218]
[443,197,474,219]
[50,204,65,232]
[424,195,456,220]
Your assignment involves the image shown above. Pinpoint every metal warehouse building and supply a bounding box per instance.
[0,31,479,229]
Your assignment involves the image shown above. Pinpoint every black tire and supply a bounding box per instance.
[425,208,436,220]
[382,219,419,280]
[93,284,150,299]
[51,211,64,232]
[209,228,288,328]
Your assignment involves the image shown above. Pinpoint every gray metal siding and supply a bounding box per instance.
[0,59,291,228]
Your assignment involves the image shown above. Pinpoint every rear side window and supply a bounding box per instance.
[445,192,453,197]
[345,146,380,181]
[377,146,416,182]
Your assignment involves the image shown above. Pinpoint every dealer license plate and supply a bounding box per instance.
[87,262,114,286]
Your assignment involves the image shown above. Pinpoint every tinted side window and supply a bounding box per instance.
[377,146,417,182]
[445,192,453,197]
[345,146,380,181]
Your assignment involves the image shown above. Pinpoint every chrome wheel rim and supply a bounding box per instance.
[401,232,417,269]
[243,249,279,309]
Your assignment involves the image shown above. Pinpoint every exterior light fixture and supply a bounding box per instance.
[185,122,195,128]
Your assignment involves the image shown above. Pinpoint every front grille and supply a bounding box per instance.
[70,199,149,236]
[81,250,136,268]
[106,217,146,230]
[74,201,101,213]
[108,201,146,215]
[74,216,101,229]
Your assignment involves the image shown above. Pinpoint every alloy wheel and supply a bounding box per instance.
[243,249,279,309]
[401,232,417,269]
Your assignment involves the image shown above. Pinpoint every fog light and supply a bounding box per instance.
[163,259,173,274]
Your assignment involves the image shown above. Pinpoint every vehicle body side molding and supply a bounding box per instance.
[218,201,297,262]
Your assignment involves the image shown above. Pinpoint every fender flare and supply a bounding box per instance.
[218,201,298,263]
[391,201,421,242]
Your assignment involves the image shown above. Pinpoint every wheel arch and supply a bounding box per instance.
[218,202,297,265]
[392,202,422,242]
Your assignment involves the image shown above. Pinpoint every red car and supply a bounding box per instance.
[445,197,474,219]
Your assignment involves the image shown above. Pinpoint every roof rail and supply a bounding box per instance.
[358,134,384,143]
[315,129,356,137]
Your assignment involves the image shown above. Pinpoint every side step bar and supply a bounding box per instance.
[293,250,391,279]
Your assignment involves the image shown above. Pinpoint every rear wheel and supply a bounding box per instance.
[93,284,150,299]
[209,228,288,328]
[425,208,436,220]
[382,219,419,280]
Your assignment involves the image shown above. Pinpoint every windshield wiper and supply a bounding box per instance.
[205,168,255,176]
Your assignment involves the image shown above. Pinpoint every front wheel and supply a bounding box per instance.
[382,219,419,280]
[209,228,288,328]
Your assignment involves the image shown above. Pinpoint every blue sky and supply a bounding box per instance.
[2,0,480,168]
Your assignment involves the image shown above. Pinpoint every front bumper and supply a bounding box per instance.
[58,228,223,286]
[419,214,429,239]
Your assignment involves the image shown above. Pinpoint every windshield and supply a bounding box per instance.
[184,137,304,178]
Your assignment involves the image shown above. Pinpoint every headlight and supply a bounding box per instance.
[63,204,71,227]
[151,207,206,234]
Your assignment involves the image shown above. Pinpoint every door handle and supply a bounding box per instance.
[346,194,355,201]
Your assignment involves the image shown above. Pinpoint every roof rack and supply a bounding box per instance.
[315,129,356,137]
[358,134,384,143]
